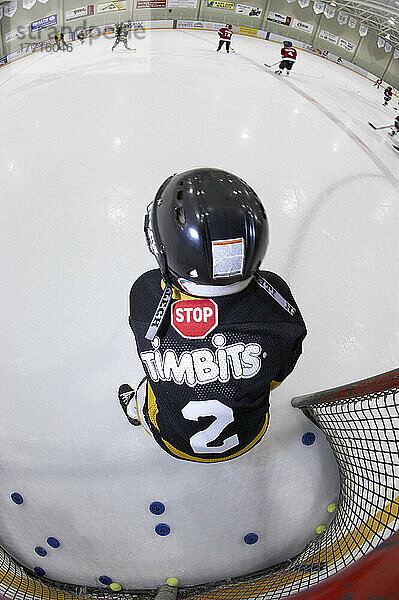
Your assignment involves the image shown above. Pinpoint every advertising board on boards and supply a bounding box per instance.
[65,5,94,21]
[291,18,313,33]
[267,11,291,26]
[31,14,57,32]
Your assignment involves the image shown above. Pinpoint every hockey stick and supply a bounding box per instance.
[264,61,280,68]
[368,121,391,130]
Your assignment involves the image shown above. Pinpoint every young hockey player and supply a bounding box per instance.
[111,23,133,51]
[119,168,307,463]
[76,30,85,45]
[383,86,393,106]
[275,40,297,76]
[388,115,399,137]
[374,78,383,88]
[217,24,233,53]
[54,31,61,50]
[55,31,68,51]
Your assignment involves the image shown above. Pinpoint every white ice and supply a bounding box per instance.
[0,28,398,590]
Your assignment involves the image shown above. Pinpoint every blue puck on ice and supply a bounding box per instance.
[47,537,60,548]
[34,567,46,577]
[34,547,47,557]
[150,502,165,515]
[155,523,170,536]
[11,493,23,505]
[302,432,316,446]
[244,533,259,545]
[99,576,113,586]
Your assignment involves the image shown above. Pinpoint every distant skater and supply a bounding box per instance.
[76,30,85,45]
[217,24,233,53]
[388,115,399,137]
[55,31,68,51]
[383,86,393,107]
[275,41,297,76]
[374,78,382,89]
[111,23,134,52]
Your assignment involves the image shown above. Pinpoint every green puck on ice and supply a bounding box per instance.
[327,503,337,513]
[316,526,326,535]
[166,578,179,587]
[110,583,122,591]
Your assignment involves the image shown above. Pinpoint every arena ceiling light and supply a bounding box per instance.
[329,0,399,46]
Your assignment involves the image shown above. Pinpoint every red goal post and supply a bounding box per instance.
[291,530,399,599]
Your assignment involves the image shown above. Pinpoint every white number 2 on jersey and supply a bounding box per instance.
[182,400,239,454]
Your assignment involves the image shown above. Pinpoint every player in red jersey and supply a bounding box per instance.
[383,86,393,106]
[217,24,233,53]
[275,41,297,75]
[388,115,399,137]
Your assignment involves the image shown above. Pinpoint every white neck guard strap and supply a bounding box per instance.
[177,277,253,298]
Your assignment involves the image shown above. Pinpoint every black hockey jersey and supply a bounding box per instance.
[129,269,307,462]
[116,26,127,39]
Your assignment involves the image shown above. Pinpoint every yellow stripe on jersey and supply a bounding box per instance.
[270,380,282,390]
[146,382,269,463]
[147,382,160,431]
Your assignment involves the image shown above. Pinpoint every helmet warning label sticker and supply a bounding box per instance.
[212,238,244,279]
[171,299,218,338]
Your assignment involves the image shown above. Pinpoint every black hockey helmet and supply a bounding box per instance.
[283,40,292,47]
[144,168,269,297]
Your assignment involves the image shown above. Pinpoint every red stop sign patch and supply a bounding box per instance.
[171,299,218,339]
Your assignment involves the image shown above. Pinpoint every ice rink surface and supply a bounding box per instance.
[0,28,398,589]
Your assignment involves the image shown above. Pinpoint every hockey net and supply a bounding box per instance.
[185,367,399,600]
[0,368,398,600]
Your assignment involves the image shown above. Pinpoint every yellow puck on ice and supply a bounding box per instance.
[316,526,326,535]
[166,578,179,587]
[327,502,337,513]
[110,583,122,591]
